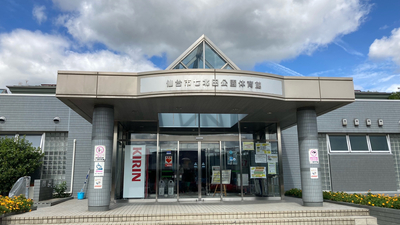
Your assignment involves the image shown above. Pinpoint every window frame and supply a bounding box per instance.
[348,134,370,153]
[327,134,350,153]
[327,134,391,154]
[368,134,391,153]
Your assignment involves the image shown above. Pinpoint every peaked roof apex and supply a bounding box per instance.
[166,35,240,70]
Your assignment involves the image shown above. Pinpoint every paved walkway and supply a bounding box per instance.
[10,197,362,218]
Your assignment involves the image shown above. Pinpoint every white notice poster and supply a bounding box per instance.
[255,155,267,163]
[310,168,318,179]
[94,177,103,189]
[268,162,277,175]
[123,145,146,198]
[94,162,105,176]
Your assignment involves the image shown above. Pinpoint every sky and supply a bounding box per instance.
[0,0,399,92]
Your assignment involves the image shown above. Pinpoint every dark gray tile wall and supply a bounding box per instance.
[282,100,400,192]
[330,154,397,192]
[281,126,301,191]
[65,109,92,196]
[390,134,400,189]
[33,179,53,201]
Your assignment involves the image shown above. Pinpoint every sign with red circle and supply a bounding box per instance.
[94,145,106,161]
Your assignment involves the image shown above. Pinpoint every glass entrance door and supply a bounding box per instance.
[178,142,199,199]
[178,141,221,200]
[201,143,221,199]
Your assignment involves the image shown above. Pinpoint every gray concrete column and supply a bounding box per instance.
[296,107,323,207]
[88,105,114,211]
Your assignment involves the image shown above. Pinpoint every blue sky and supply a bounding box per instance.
[0,0,399,92]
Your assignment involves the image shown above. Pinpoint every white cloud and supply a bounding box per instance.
[0,29,158,87]
[53,0,370,67]
[32,5,47,24]
[264,61,304,76]
[347,61,399,92]
[385,83,400,92]
[308,69,336,77]
[379,25,389,30]
[369,28,400,67]
[333,38,363,56]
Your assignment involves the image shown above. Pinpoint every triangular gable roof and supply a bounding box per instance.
[166,34,240,70]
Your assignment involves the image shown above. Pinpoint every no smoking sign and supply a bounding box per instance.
[94,145,106,161]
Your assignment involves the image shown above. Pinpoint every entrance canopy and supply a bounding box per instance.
[56,35,354,128]
[56,69,354,128]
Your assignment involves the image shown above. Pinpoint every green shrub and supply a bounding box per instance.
[0,136,44,195]
[53,181,70,198]
[284,188,302,198]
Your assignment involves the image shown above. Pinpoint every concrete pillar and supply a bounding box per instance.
[88,105,114,211]
[296,107,323,207]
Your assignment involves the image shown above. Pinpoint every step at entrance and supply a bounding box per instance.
[2,209,377,225]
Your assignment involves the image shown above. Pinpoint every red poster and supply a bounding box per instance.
[165,156,172,167]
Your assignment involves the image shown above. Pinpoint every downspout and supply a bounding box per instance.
[67,139,77,194]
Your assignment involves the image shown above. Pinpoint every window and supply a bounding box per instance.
[328,135,348,151]
[369,135,389,152]
[349,135,369,152]
[327,134,391,153]
[41,133,68,184]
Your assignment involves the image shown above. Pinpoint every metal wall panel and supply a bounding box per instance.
[0,95,93,196]
[330,154,397,192]
[281,126,301,191]
[317,100,400,133]
[0,95,70,132]
[64,110,92,195]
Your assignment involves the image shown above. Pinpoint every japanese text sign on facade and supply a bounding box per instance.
[94,145,106,161]
[309,149,319,164]
[166,79,262,89]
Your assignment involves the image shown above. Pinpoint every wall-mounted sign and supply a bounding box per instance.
[255,155,267,163]
[267,154,278,163]
[309,149,319,164]
[268,162,277,175]
[94,145,106,161]
[310,168,318,179]
[123,145,146,198]
[243,142,254,150]
[250,167,266,178]
[256,142,271,154]
[94,162,104,176]
[94,177,103,189]
[165,156,172,167]
[211,170,231,184]
[140,74,283,96]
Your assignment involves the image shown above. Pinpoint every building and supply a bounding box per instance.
[0,35,398,212]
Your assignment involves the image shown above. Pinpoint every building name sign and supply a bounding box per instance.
[166,78,262,89]
[140,74,283,96]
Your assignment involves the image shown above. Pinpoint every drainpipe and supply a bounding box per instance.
[67,139,77,194]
